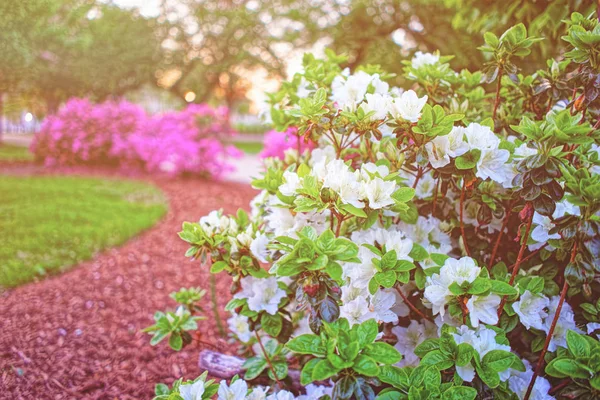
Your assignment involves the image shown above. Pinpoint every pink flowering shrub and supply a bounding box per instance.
[259,127,314,160]
[31,98,146,166]
[32,100,241,178]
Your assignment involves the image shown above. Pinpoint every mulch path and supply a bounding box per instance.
[0,165,257,399]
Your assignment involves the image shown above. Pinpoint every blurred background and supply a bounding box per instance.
[0,0,593,138]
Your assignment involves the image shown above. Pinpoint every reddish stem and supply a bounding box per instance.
[488,201,514,269]
[459,179,472,257]
[394,285,434,322]
[432,177,439,217]
[492,66,504,121]
[524,242,578,400]
[255,330,283,389]
[497,211,534,319]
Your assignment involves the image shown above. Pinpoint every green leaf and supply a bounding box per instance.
[356,319,379,347]
[243,356,268,380]
[442,386,477,400]
[286,334,325,356]
[467,278,491,295]
[268,361,288,381]
[363,342,402,365]
[210,261,228,273]
[455,149,481,170]
[169,332,183,351]
[546,358,593,379]
[482,350,514,372]
[312,359,339,381]
[353,355,380,377]
[340,203,368,218]
[490,280,518,295]
[261,313,283,337]
[333,376,356,400]
[375,271,397,288]
[392,187,416,203]
[378,365,409,390]
[408,243,428,262]
[476,365,500,388]
[414,338,440,357]
[456,343,474,367]
[300,358,320,385]
[566,330,591,358]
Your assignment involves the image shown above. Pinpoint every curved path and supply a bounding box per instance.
[0,167,257,399]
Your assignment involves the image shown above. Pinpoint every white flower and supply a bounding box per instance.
[331,71,374,111]
[476,148,511,184]
[452,326,511,382]
[297,384,333,400]
[217,379,248,400]
[392,320,437,367]
[179,379,205,400]
[234,276,287,315]
[279,171,301,197]
[587,322,600,340]
[227,313,253,343]
[362,177,396,209]
[425,126,469,169]
[322,159,364,209]
[406,171,436,199]
[266,390,296,400]
[247,387,269,400]
[543,296,581,351]
[390,90,428,123]
[509,367,555,400]
[340,296,376,326]
[442,257,481,285]
[411,51,440,69]
[370,289,399,324]
[424,257,480,318]
[464,123,500,151]
[467,294,501,327]
[530,212,560,243]
[514,143,538,158]
[250,233,270,263]
[360,162,389,179]
[360,93,391,121]
[200,211,238,236]
[512,291,549,330]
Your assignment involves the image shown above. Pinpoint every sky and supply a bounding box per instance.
[111,0,162,17]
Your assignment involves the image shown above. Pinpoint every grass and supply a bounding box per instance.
[0,144,34,162]
[234,141,263,154]
[0,175,167,287]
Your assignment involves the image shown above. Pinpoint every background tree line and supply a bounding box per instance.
[0,0,593,125]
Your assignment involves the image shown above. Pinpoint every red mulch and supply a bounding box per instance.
[0,165,257,399]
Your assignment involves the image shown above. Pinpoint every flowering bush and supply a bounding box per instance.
[260,128,315,160]
[32,100,240,177]
[31,98,147,166]
[151,13,600,400]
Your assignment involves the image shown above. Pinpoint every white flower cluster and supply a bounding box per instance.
[180,378,331,400]
[234,276,287,315]
[331,69,428,129]
[425,123,514,186]
[424,257,501,327]
[200,210,239,236]
[513,291,581,351]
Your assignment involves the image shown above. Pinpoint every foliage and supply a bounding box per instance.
[152,10,600,400]
[0,144,33,162]
[0,175,166,287]
[31,99,241,178]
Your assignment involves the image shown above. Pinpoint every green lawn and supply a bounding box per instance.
[234,141,263,154]
[0,144,34,162]
[0,175,167,287]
